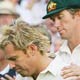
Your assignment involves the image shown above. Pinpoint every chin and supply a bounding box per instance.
[20,71,31,77]
[19,72,27,77]
[60,34,66,39]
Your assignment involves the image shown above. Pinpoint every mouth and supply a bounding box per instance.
[16,69,21,72]
[16,68,26,76]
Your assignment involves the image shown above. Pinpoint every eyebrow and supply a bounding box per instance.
[7,56,18,61]
[50,13,59,20]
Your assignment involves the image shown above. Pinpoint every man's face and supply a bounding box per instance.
[51,10,77,39]
[0,14,16,26]
[6,46,38,77]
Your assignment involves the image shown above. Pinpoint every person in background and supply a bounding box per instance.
[0,0,19,27]
[0,0,19,66]
[44,18,62,53]
[43,0,80,79]
[6,0,22,17]
[0,0,20,44]
[54,39,63,53]
[0,0,20,60]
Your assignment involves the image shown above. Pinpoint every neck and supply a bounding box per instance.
[68,35,80,53]
[32,55,52,79]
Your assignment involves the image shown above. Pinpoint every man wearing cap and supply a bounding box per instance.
[43,0,80,80]
[0,0,19,27]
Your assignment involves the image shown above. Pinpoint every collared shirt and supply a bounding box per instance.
[36,61,57,80]
[46,40,80,80]
[57,40,80,65]
[36,40,80,80]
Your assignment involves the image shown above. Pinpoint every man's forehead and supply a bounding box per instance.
[6,43,15,49]
[50,10,65,20]
[6,51,15,56]
[6,51,18,58]
[6,50,25,60]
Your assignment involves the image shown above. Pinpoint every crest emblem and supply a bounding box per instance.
[48,1,56,12]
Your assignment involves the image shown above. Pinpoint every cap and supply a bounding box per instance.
[0,1,20,17]
[43,0,80,19]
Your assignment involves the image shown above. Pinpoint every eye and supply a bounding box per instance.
[50,17,55,22]
[58,14,64,20]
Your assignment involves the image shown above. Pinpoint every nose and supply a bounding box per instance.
[9,61,16,68]
[54,18,61,30]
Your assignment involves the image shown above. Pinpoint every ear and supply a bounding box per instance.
[29,44,38,51]
[25,44,38,57]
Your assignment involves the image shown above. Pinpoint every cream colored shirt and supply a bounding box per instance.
[36,60,58,80]
[37,40,80,80]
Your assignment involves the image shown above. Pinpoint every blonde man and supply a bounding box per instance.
[1,21,56,80]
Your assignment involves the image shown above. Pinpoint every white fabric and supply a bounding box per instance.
[48,40,80,80]
[0,64,10,75]
[20,0,47,25]
[20,0,30,8]
[36,40,80,80]
[36,59,61,80]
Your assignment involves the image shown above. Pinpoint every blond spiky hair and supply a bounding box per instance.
[10,20,50,54]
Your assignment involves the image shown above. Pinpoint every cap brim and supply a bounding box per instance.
[43,8,65,19]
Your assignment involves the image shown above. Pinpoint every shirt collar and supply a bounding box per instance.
[59,40,71,54]
[59,40,80,54]
[40,56,64,76]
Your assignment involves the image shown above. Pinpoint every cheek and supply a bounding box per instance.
[15,61,27,71]
[65,17,74,26]
[26,58,36,71]
[16,58,29,68]
[61,19,73,30]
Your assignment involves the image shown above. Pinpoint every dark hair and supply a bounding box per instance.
[68,8,80,15]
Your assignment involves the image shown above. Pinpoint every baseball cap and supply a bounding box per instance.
[43,0,80,19]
